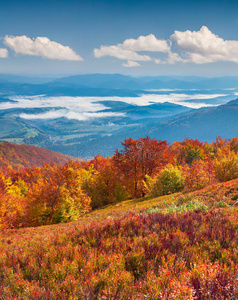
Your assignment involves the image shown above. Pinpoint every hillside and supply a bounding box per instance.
[144,98,238,142]
[76,98,238,157]
[1,181,238,299]
[1,135,238,298]
[0,142,73,169]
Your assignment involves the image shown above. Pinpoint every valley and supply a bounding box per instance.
[0,74,237,157]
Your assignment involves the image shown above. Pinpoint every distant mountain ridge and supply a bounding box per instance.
[66,98,238,157]
[0,99,237,159]
[51,74,238,90]
[0,73,238,158]
[143,98,238,142]
[1,73,238,95]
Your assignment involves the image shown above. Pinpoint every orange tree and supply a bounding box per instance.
[171,138,207,165]
[82,155,128,209]
[26,161,91,226]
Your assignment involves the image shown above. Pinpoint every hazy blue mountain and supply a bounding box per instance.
[51,73,136,88]
[56,99,238,158]
[49,74,238,90]
[0,74,56,84]
[101,102,192,121]
[51,74,209,90]
[1,74,238,96]
[1,73,238,158]
[198,77,238,89]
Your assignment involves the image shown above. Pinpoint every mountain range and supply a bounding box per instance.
[0,73,238,157]
[46,98,238,157]
[1,73,238,95]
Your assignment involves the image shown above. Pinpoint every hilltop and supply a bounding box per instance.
[0,142,73,169]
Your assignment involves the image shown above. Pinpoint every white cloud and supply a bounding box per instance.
[19,110,125,121]
[1,93,227,123]
[170,26,238,64]
[95,26,238,66]
[154,51,184,64]
[166,51,184,64]
[94,34,170,66]
[122,60,140,67]
[94,45,152,61]
[122,34,170,52]
[1,95,126,121]
[0,48,8,58]
[83,112,125,119]
[4,35,83,61]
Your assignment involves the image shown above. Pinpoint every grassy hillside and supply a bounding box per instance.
[1,180,238,299]
[0,142,73,169]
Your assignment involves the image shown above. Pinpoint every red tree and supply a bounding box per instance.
[113,136,173,197]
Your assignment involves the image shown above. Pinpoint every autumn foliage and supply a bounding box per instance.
[0,208,238,299]
[0,162,91,228]
[0,142,73,170]
[1,136,238,228]
[1,136,238,299]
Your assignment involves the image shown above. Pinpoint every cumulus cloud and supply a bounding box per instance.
[95,26,238,66]
[170,26,238,64]
[154,51,184,64]
[94,34,170,66]
[121,34,170,52]
[4,35,83,61]
[122,60,140,67]
[94,45,152,61]
[0,48,8,58]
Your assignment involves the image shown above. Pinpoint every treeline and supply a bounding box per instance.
[1,136,238,228]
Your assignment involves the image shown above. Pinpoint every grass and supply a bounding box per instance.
[1,182,238,299]
[79,193,178,224]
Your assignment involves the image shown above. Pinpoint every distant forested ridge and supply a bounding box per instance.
[0,142,73,169]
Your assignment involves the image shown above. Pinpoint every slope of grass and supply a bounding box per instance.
[1,181,238,299]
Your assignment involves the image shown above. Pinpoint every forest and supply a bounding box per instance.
[1,136,238,228]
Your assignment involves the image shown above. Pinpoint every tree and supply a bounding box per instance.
[171,138,207,165]
[213,149,238,182]
[185,160,215,191]
[27,162,91,226]
[0,173,27,228]
[145,164,185,197]
[82,155,128,209]
[113,137,173,197]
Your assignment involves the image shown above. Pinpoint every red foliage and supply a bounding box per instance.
[0,142,73,170]
[114,136,173,197]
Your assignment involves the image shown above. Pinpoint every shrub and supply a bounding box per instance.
[145,164,184,197]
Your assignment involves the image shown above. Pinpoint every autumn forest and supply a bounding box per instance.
[0,136,238,228]
[0,136,238,299]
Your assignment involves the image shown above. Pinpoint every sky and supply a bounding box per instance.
[0,0,238,76]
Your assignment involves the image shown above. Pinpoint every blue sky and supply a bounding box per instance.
[0,0,238,76]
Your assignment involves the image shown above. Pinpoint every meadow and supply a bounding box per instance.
[0,187,238,299]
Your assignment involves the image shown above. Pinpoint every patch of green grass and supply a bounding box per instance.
[147,198,208,214]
